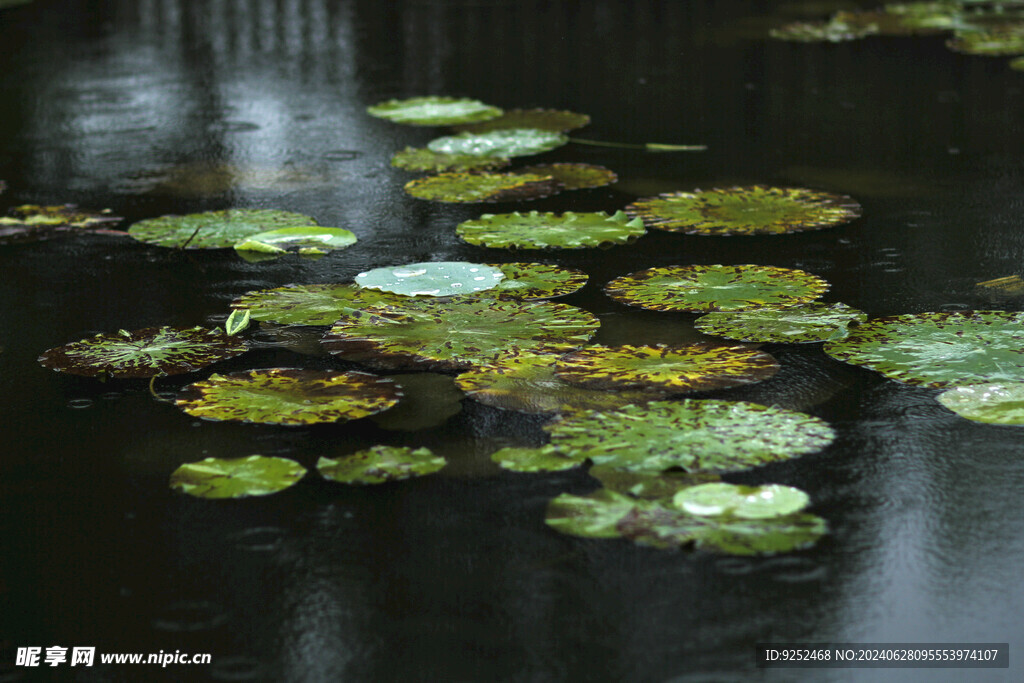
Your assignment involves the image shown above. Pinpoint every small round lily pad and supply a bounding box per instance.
[456,210,646,249]
[176,368,402,425]
[231,284,409,326]
[233,226,356,253]
[605,264,830,312]
[355,262,505,297]
[427,128,568,158]
[624,186,862,236]
[404,172,563,203]
[129,209,319,249]
[673,483,810,519]
[694,302,867,343]
[0,204,123,243]
[390,147,511,173]
[515,163,617,190]
[317,445,446,484]
[38,326,248,379]
[452,108,591,133]
[170,455,307,499]
[490,444,584,472]
[936,382,1024,425]
[475,263,589,300]
[367,96,502,126]
[553,343,779,393]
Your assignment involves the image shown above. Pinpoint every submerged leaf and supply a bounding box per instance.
[490,444,584,472]
[694,302,867,343]
[456,210,645,249]
[370,373,464,431]
[452,108,591,133]
[515,163,617,190]
[390,146,511,173]
[427,128,568,158]
[404,172,562,203]
[129,209,319,249]
[317,445,445,484]
[234,226,356,253]
[936,382,1024,425]
[170,455,307,499]
[673,483,810,519]
[231,284,409,326]
[355,261,505,297]
[367,96,502,126]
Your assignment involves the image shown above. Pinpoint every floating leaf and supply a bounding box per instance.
[404,172,562,203]
[823,311,1024,388]
[428,128,568,158]
[624,186,861,236]
[366,96,502,126]
[38,327,248,379]
[515,163,617,190]
[490,444,584,472]
[456,210,645,249]
[546,489,639,539]
[170,455,306,499]
[234,226,356,253]
[589,466,721,500]
[545,399,835,473]
[0,204,123,244]
[832,9,956,36]
[936,382,1024,425]
[128,209,319,249]
[355,262,505,297]
[452,108,590,133]
[947,26,1024,55]
[605,264,829,313]
[224,309,251,336]
[323,299,599,371]
[317,445,446,484]
[370,373,464,431]
[455,349,661,414]
[176,368,401,425]
[694,302,867,343]
[553,343,779,393]
[390,147,511,173]
[673,483,810,519]
[474,263,588,300]
[769,18,878,41]
[231,284,409,326]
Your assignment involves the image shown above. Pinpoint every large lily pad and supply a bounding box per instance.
[231,284,409,326]
[673,483,810,519]
[515,163,617,190]
[936,382,1024,425]
[456,210,646,249]
[624,186,862,236]
[553,343,779,393]
[170,455,307,499]
[544,399,835,473]
[128,209,319,249]
[694,303,867,343]
[455,349,662,414]
[605,264,830,312]
[390,147,511,173]
[366,96,502,126]
[490,444,585,472]
[452,108,591,133]
[822,311,1024,388]
[175,368,402,425]
[234,226,356,254]
[427,128,568,158]
[404,172,562,203]
[38,326,248,379]
[355,262,505,297]
[0,204,124,244]
[475,263,589,300]
[317,446,446,484]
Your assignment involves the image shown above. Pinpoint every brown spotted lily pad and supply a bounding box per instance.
[317,446,446,484]
[456,210,645,249]
[231,284,410,326]
[390,147,511,173]
[404,172,562,203]
[515,163,617,190]
[474,263,589,300]
[0,204,124,244]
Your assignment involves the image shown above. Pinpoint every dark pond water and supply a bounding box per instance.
[1,1,1023,681]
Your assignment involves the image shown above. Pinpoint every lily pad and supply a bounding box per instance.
[38,326,248,379]
[605,264,830,312]
[694,302,867,343]
[317,446,446,484]
[673,483,810,519]
[544,399,835,473]
[455,349,662,414]
[128,209,319,249]
[323,299,599,371]
[545,488,639,539]
[624,186,862,236]
[947,26,1024,55]
[769,18,878,41]
[456,210,646,249]
[355,262,505,297]
[390,147,511,173]
[427,128,569,158]
[490,444,585,472]
[231,284,409,326]
[404,172,563,203]
[366,96,502,126]
[589,466,721,500]
[234,226,356,253]
[936,382,1024,425]
[452,108,591,133]
[475,263,589,300]
[170,455,306,499]
[822,311,1024,388]
[175,368,402,425]
[553,343,779,393]
[0,204,124,243]
[515,163,617,190]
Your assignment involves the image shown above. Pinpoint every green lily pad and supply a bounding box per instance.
[833,8,957,36]
[544,399,835,473]
[936,382,1024,425]
[0,204,124,244]
[673,483,810,519]
[128,209,319,249]
[553,343,779,393]
[176,368,402,425]
[317,445,446,484]
[231,284,410,326]
[390,147,511,173]
[769,18,878,41]
[605,264,830,313]
[694,303,867,343]
[38,326,248,379]
[170,455,307,499]
[822,311,1024,388]
[234,226,356,253]
[456,210,646,249]
[404,172,563,203]
[546,489,640,539]
[455,349,662,414]
[427,128,569,158]
[624,186,862,236]
[367,97,501,126]
[474,263,588,300]
[370,373,464,431]
[355,262,505,297]
[514,163,617,190]
[947,26,1024,55]
[589,466,721,501]
[490,444,585,472]
[323,299,599,371]
[452,108,591,133]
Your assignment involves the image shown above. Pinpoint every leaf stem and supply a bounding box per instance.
[149,375,174,402]
[570,137,708,152]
